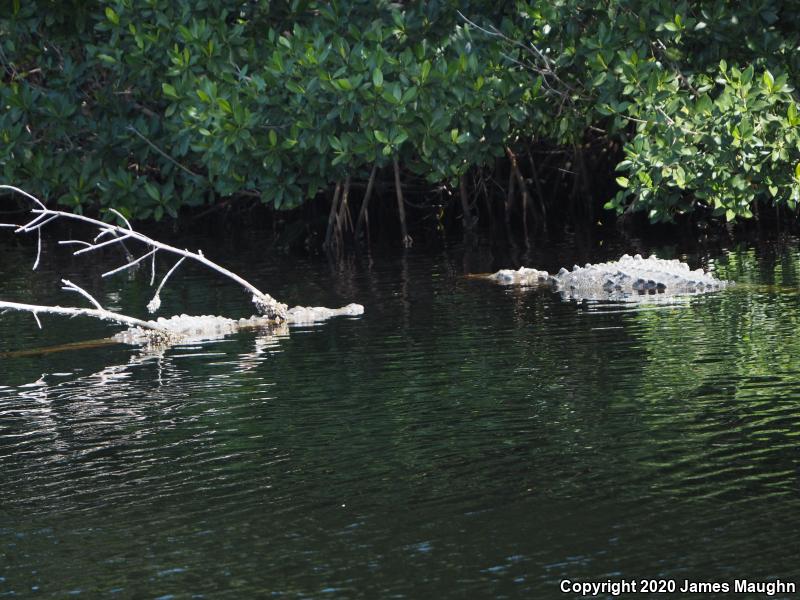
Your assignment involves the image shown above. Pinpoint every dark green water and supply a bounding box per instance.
[2,232,800,598]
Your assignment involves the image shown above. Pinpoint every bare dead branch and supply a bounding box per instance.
[0,185,45,209]
[60,279,104,310]
[148,257,185,313]
[24,214,59,232]
[107,207,133,230]
[33,228,41,270]
[72,234,132,255]
[0,300,168,332]
[0,185,287,320]
[58,240,93,249]
[101,248,157,278]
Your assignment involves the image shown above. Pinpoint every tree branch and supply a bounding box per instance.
[60,279,105,310]
[0,300,168,332]
[0,185,287,320]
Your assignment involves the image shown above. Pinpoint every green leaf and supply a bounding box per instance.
[217,98,232,114]
[161,83,178,98]
[615,176,629,188]
[421,60,431,81]
[285,81,304,95]
[695,94,712,114]
[741,65,754,85]
[105,7,119,25]
[336,78,353,91]
[372,67,383,88]
[269,130,277,147]
[145,182,160,202]
[763,70,774,90]
[450,129,459,143]
[393,131,408,145]
[400,86,417,104]
[795,162,800,179]
[674,165,686,189]
[725,209,736,221]
[374,130,389,144]
[381,89,399,104]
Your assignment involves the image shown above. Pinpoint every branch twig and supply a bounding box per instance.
[0,300,168,332]
[102,248,157,278]
[148,257,185,313]
[126,125,204,179]
[61,279,104,310]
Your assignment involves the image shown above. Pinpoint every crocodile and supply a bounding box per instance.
[487,254,730,301]
[112,303,365,346]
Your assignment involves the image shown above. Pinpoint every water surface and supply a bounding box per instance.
[2,232,800,598]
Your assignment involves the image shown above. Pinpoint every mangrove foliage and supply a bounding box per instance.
[2,0,799,242]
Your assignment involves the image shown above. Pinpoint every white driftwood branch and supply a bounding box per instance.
[101,248,157,278]
[0,184,287,320]
[108,207,133,230]
[33,228,41,270]
[59,239,93,249]
[0,300,167,332]
[73,233,131,254]
[61,279,104,310]
[148,257,185,313]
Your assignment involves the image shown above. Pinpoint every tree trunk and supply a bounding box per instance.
[393,156,412,248]
[525,144,548,234]
[355,164,377,244]
[505,147,530,245]
[459,174,473,233]
[337,174,352,238]
[505,167,516,242]
[323,181,343,250]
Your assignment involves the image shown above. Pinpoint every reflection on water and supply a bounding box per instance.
[2,236,800,597]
